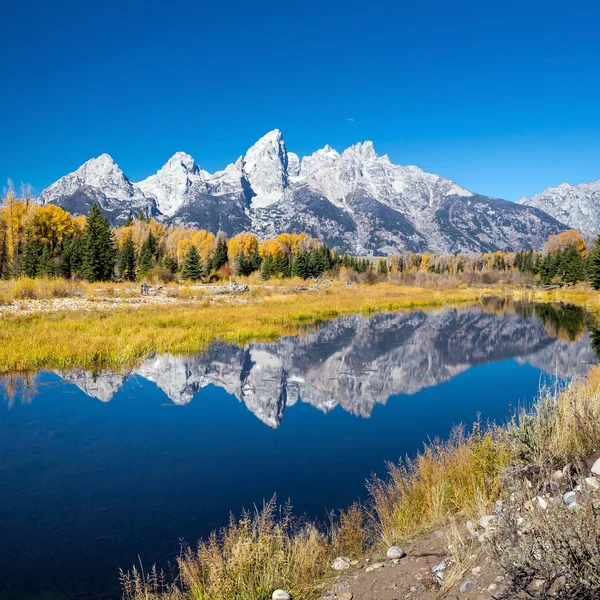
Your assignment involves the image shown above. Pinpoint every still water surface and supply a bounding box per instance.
[0,301,597,599]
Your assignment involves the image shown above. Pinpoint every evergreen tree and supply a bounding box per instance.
[37,245,55,277]
[211,235,229,271]
[561,246,586,283]
[161,254,178,274]
[138,209,148,223]
[80,204,116,282]
[272,252,289,277]
[291,250,310,279]
[118,231,137,281]
[587,236,600,290]
[377,258,388,275]
[137,231,157,277]
[59,235,83,279]
[308,248,327,278]
[180,245,203,281]
[123,216,134,227]
[260,254,274,280]
[21,231,41,277]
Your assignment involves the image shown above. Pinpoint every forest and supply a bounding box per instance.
[1,191,600,288]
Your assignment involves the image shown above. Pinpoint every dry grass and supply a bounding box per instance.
[121,498,366,600]
[368,424,511,545]
[0,283,482,374]
[509,367,600,468]
[0,277,85,302]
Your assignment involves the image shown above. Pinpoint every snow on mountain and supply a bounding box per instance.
[299,145,340,178]
[241,129,289,208]
[38,130,568,252]
[38,154,157,224]
[517,178,600,236]
[137,152,211,217]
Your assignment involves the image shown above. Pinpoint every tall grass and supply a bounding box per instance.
[509,367,600,468]
[0,283,482,373]
[121,499,366,600]
[368,424,511,544]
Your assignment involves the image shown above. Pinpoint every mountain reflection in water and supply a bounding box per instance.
[4,300,598,427]
[1,300,598,600]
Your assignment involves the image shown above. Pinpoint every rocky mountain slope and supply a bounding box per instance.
[38,154,158,225]
[56,306,596,428]
[38,130,567,253]
[517,177,600,237]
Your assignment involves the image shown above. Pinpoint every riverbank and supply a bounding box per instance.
[2,278,599,375]
[0,280,484,373]
[118,364,600,600]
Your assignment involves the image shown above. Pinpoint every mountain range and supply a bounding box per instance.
[36,129,597,254]
[52,306,596,428]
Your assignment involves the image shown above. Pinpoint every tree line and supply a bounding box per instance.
[2,194,600,288]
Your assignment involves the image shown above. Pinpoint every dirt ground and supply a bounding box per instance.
[318,528,505,600]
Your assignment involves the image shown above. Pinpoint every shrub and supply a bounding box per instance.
[490,488,600,599]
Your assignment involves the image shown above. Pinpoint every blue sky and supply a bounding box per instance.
[3,0,600,200]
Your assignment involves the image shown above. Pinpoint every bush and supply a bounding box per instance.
[490,488,600,599]
[147,266,175,284]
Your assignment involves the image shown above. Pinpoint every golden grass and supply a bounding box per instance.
[509,365,600,467]
[0,283,482,373]
[121,498,364,600]
[368,424,511,545]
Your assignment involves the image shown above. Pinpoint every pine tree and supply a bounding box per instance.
[211,235,229,271]
[587,236,600,290]
[80,204,116,282]
[377,258,388,275]
[308,249,326,278]
[272,252,288,277]
[161,254,178,273]
[118,231,137,281]
[180,245,203,281]
[21,231,41,277]
[291,250,310,279]
[137,231,157,277]
[561,246,586,283]
[260,254,274,280]
[37,245,55,277]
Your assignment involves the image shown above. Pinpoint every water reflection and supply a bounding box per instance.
[4,301,598,427]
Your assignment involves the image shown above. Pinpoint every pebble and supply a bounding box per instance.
[459,581,473,593]
[471,566,483,576]
[337,593,353,600]
[272,590,291,600]
[563,490,577,505]
[591,457,600,475]
[585,477,600,490]
[386,546,406,559]
[477,515,497,530]
[331,557,351,571]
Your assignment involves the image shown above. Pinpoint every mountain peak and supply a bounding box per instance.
[243,130,289,208]
[137,152,212,217]
[344,140,377,159]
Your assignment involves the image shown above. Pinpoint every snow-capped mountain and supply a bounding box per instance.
[38,131,568,253]
[137,152,212,217]
[38,154,157,224]
[517,178,600,237]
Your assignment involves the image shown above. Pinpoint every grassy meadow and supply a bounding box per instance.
[0,279,484,373]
